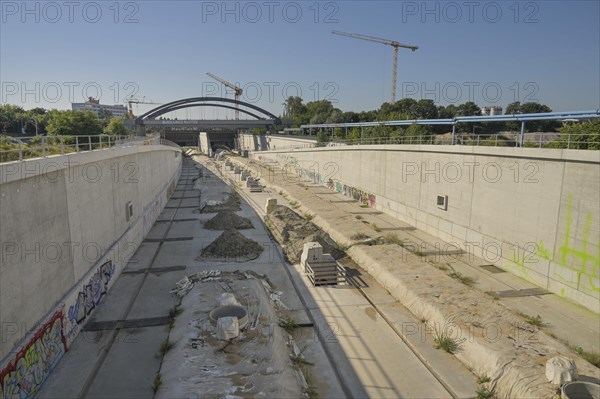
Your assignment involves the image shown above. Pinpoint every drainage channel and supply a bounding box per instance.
[77,159,199,398]
[206,158,460,399]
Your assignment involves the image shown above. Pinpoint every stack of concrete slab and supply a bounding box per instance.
[241,170,250,181]
[301,242,346,286]
[246,177,263,192]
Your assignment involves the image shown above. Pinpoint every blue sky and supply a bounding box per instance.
[1,0,599,118]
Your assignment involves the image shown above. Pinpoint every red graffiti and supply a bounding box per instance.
[0,311,67,399]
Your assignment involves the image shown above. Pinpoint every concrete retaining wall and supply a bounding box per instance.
[0,144,182,397]
[255,145,600,312]
[239,133,315,152]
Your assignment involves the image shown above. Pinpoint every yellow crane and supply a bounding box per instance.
[206,72,243,120]
[125,96,161,117]
[332,30,418,104]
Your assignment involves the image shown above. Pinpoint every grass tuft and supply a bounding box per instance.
[152,372,162,393]
[434,329,460,354]
[279,318,299,333]
[517,312,544,327]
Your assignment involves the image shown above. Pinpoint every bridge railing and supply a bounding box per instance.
[259,132,599,152]
[0,135,181,163]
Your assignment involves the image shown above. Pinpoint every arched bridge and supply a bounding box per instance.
[134,97,289,146]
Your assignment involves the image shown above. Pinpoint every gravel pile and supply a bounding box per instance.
[204,211,253,230]
[199,229,263,262]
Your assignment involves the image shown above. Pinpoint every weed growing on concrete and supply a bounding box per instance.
[279,318,299,333]
[335,242,349,252]
[351,233,370,240]
[152,372,162,393]
[517,312,544,327]
[573,346,600,368]
[290,200,300,209]
[434,263,450,271]
[303,370,319,399]
[448,271,475,287]
[291,345,314,366]
[304,213,315,221]
[355,215,363,220]
[420,317,427,324]
[169,305,182,319]
[168,305,182,330]
[477,375,491,384]
[384,234,404,246]
[371,223,381,232]
[476,386,495,399]
[433,329,460,354]
[159,339,175,357]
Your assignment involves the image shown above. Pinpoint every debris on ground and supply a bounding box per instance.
[200,191,241,213]
[160,271,308,398]
[266,205,345,263]
[198,229,264,262]
[171,270,223,297]
[204,210,254,230]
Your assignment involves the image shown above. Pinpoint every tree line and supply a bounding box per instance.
[283,97,561,134]
[281,97,598,149]
[0,105,129,137]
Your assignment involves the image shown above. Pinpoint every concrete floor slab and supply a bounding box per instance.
[123,241,160,272]
[126,272,185,320]
[84,326,167,399]
[86,274,145,322]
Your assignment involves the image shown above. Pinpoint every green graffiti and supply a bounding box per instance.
[539,193,600,293]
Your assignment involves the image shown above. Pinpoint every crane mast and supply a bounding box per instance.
[206,72,243,120]
[332,30,418,104]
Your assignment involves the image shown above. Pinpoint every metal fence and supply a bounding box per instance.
[262,132,599,152]
[0,135,181,163]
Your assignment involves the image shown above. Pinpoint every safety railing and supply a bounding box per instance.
[257,132,599,152]
[0,135,181,163]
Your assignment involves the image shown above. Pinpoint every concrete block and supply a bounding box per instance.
[265,198,277,214]
[216,317,240,340]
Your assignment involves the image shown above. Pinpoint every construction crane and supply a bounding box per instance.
[332,30,418,104]
[125,96,161,117]
[206,72,243,120]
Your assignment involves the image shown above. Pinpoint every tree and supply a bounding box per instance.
[104,117,128,136]
[549,119,600,150]
[505,102,559,132]
[46,110,102,136]
[0,104,25,133]
[97,109,113,120]
[283,96,306,120]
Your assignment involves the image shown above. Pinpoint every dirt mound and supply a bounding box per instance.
[201,191,241,213]
[204,211,253,230]
[199,229,263,262]
[266,205,343,263]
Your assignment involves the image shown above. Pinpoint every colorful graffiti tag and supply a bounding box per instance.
[0,312,67,399]
[67,261,116,330]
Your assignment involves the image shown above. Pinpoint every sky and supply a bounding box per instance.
[1,0,599,119]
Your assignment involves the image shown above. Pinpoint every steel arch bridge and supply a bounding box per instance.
[135,97,282,125]
[133,97,287,147]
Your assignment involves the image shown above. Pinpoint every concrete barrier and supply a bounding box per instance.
[0,144,181,397]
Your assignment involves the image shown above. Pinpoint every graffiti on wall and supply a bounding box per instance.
[0,311,67,399]
[537,193,600,294]
[65,261,116,342]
